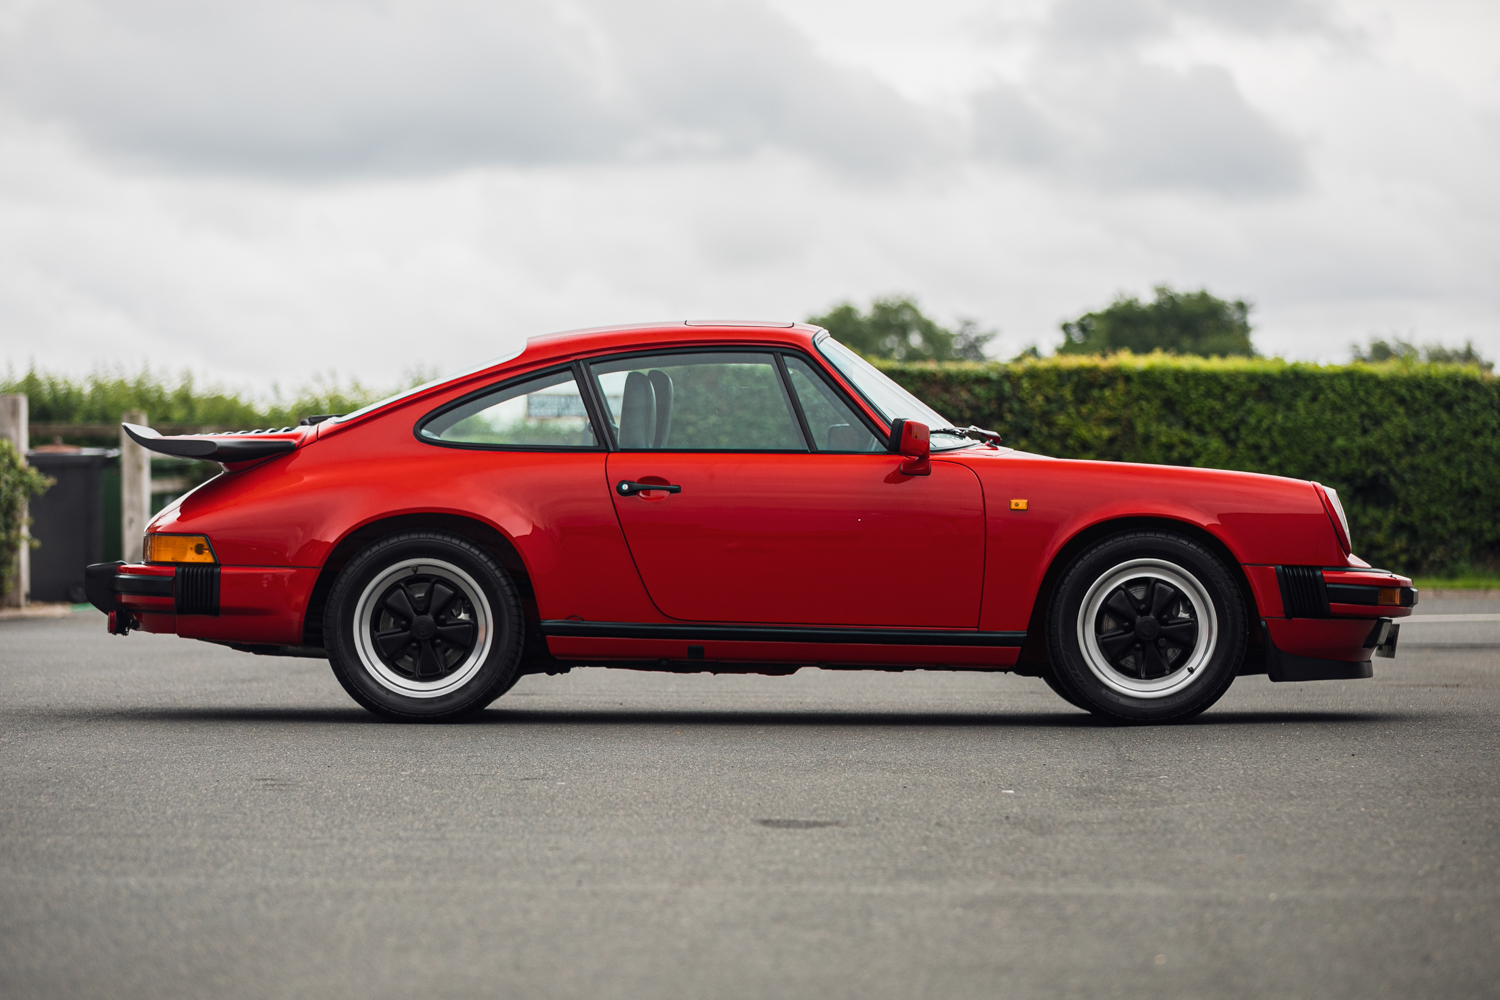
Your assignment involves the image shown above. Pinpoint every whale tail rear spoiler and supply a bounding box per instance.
[121,422,304,464]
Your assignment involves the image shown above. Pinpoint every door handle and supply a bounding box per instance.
[616,480,682,497]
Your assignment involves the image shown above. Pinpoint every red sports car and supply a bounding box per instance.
[88,322,1414,722]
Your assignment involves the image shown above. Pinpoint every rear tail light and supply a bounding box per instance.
[144,533,217,564]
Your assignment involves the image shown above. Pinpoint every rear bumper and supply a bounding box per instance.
[86,561,219,617]
[86,561,318,646]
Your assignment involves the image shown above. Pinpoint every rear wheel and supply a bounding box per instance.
[324,531,524,721]
[1045,531,1246,723]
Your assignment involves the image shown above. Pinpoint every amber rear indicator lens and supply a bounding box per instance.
[1377,587,1401,606]
[145,534,216,564]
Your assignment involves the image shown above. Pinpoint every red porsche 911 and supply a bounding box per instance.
[88,322,1414,723]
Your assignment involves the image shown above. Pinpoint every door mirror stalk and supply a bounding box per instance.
[888,418,932,476]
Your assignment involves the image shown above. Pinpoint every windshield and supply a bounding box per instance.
[814,333,974,451]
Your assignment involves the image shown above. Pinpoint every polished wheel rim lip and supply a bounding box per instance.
[1076,558,1217,700]
[353,557,493,699]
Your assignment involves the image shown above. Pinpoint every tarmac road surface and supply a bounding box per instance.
[2,599,1498,1000]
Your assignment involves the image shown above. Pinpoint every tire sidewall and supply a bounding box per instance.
[325,532,523,720]
[1048,532,1245,722]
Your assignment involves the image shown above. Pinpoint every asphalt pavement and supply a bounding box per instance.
[2,598,1498,999]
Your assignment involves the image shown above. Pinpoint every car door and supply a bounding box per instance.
[593,348,985,628]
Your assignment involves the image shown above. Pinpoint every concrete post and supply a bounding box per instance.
[120,411,151,563]
[0,394,28,607]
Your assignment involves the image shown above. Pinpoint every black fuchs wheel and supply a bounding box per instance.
[324,531,524,721]
[1045,531,1246,723]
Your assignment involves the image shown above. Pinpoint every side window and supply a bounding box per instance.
[784,356,884,452]
[589,352,806,451]
[419,368,598,448]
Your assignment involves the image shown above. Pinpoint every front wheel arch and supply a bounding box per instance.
[1016,515,1259,670]
[1044,529,1249,722]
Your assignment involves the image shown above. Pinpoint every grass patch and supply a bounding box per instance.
[1412,576,1500,590]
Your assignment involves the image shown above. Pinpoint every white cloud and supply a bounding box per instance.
[1,0,1498,391]
[0,0,944,176]
[973,62,1305,196]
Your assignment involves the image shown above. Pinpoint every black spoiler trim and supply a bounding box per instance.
[121,423,297,462]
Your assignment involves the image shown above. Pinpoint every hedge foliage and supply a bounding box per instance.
[881,353,1500,576]
[1,365,409,438]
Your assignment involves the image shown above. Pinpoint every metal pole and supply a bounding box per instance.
[120,411,151,563]
[0,394,29,607]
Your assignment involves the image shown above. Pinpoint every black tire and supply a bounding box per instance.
[324,531,524,721]
[1044,531,1246,723]
[1040,668,1088,711]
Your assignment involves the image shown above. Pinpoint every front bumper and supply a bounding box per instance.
[1256,617,1399,681]
[1238,565,1415,681]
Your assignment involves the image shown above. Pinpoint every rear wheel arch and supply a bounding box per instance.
[303,513,540,650]
[1018,515,1257,668]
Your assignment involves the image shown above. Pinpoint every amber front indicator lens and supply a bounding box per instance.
[1377,587,1401,606]
[145,534,216,564]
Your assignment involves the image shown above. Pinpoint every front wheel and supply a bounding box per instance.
[1045,531,1246,723]
[324,531,524,721]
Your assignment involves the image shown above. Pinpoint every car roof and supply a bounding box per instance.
[519,321,826,366]
[320,322,832,432]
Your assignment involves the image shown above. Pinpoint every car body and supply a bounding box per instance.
[87,322,1416,722]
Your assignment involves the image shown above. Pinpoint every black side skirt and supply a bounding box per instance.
[539,621,1026,647]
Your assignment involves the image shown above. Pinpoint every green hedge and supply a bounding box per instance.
[880,354,1500,576]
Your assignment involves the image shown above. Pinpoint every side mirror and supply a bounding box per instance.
[888,418,931,476]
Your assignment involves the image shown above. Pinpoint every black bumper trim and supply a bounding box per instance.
[175,564,220,616]
[540,620,1027,647]
[85,561,124,612]
[116,574,174,597]
[84,562,221,617]
[1326,583,1419,608]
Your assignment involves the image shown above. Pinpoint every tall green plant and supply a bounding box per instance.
[0,441,53,600]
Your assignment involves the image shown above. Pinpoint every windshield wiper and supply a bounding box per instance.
[931,425,1003,446]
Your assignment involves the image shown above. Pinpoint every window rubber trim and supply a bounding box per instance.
[584,345,815,454]
[582,343,889,455]
[413,362,608,452]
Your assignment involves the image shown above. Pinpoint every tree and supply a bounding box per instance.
[808,296,994,362]
[1058,286,1254,357]
[1352,337,1493,373]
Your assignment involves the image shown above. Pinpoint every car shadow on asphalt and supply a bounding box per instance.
[472,707,1402,728]
[21,706,1413,729]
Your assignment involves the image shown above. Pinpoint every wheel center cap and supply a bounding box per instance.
[1135,616,1161,640]
[412,615,437,641]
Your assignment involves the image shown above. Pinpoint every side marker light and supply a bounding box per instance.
[1010,499,1028,510]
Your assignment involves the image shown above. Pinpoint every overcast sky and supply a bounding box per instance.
[2,0,1497,392]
